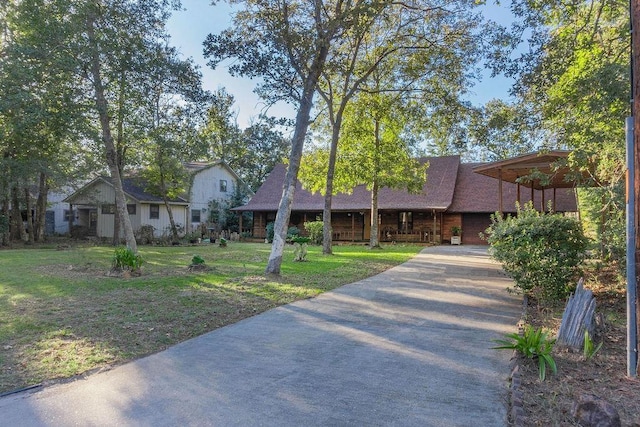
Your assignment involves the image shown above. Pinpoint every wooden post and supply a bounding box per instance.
[633,0,640,377]
[498,168,503,213]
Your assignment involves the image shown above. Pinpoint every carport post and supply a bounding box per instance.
[626,115,638,377]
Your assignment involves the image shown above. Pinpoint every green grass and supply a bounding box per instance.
[0,242,422,393]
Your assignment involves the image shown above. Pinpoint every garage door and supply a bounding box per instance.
[462,213,492,245]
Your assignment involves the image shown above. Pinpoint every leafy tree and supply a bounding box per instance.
[311,0,484,254]
[235,116,290,192]
[205,0,392,274]
[467,99,541,161]
[139,45,207,242]
[0,0,89,244]
[505,0,628,263]
[201,88,243,164]
[301,84,427,248]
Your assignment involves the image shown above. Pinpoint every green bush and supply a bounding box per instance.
[493,325,557,381]
[191,254,205,265]
[484,202,588,302]
[266,222,274,243]
[112,247,143,271]
[287,226,300,241]
[304,220,324,245]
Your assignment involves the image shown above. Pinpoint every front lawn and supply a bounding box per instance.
[0,242,422,394]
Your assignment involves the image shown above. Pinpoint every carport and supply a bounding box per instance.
[472,150,589,213]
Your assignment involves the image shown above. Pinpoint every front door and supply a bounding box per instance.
[89,210,98,235]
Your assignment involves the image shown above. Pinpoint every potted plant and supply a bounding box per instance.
[450,226,462,245]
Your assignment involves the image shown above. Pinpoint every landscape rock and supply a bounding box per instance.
[571,393,621,427]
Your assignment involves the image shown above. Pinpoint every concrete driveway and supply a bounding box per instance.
[0,245,521,426]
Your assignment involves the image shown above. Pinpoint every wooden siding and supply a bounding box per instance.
[442,214,462,242]
[189,164,238,229]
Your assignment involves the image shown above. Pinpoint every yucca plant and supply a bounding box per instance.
[493,325,557,381]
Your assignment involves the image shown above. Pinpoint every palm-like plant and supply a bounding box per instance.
[493,325,557,381]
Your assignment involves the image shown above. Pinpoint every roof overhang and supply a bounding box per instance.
[472,150,587,190]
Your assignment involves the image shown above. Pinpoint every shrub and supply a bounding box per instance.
[136,225,155,245]
[266,222,275,243]
[219,237,227,247]
[191,255,205,265]
[287,226,300,241]
[493,325,557,381]
[484,202,588,302]
[304,220,324,245]
[112,247,143,271]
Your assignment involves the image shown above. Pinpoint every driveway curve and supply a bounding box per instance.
[0,245,521,426]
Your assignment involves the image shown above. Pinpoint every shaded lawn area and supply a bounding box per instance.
[0,242,422,394]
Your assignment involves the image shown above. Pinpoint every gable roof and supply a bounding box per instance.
[184,159,253,196]
[472,150,590,190]
[449,163,577,213]
[64,176,188,205]
[235,156,461,212]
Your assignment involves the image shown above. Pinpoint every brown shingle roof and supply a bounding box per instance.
[237,156,461,212]
[238,157,577,214]
[449,163,577,213]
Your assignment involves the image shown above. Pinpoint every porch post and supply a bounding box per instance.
[239,212,243,238]
[516,183,521,207]
[432,210,437,243]
[498,168,503,213]
[351,212,355,242]
[531,186,535,211]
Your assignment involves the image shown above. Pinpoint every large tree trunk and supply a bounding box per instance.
[160,172,179,243]
[265,42,329,274]
[369,118,382,248]
[322,113,344,255]
[370,179,380,248]
[24,187,34,243]
[11,185,26,242]
[1,179,9,246]
[34,172,48,242]
[86,12,137,253]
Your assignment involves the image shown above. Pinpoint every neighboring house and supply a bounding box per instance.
[234,154,578,245]
[62,160,246,239]
[183,160,247,232]
[64,176,189,239]
[46,187,78,235]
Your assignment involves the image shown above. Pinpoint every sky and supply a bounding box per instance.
[166,0,518,128]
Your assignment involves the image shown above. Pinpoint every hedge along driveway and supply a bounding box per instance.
[0,242,422,394]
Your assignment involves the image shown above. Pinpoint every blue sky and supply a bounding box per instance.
[166,0,517,128]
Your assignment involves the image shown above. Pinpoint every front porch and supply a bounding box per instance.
[247,210,446,244]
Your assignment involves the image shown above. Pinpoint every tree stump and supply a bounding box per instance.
[557,278,596,350]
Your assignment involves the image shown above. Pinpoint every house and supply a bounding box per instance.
[183,160,245,232]
[234,154,578,245]
[45,187,78,235]
[62,160,246,239]
[63,176,189,239]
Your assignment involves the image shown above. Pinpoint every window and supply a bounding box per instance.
[220,179,228,192]
[191,209,201,223]
[150,204,160,219]
[127,204,136,215]
[64,209,72,222]
[102,204,115,214]
[398,211,413,232]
